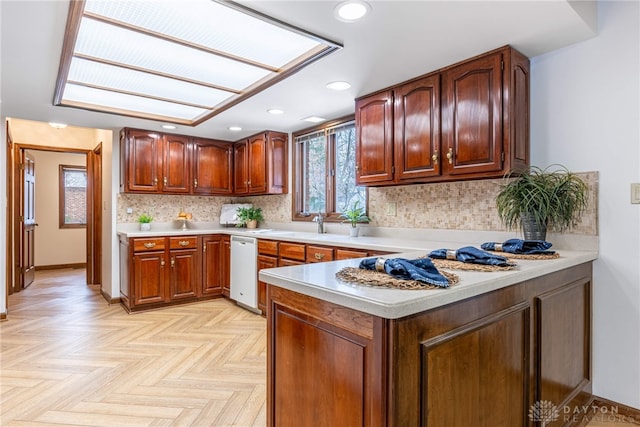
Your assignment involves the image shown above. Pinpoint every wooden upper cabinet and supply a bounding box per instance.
[355,90,394,185]
[266,132,288,194]
[233,140,249,195]
[192,138,233,195]
[162,134,191,193]
[355,45,529,186]
[442,51,503,176]
[394,74,441,181]
[234,131,288,195]
[121,128,163,193]
[248,134,267,194]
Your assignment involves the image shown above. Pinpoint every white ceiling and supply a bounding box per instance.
[1,0,597,141]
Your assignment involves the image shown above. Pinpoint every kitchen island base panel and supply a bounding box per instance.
[266,262,592,427]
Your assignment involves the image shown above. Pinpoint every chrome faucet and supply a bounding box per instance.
[313,214,325,234]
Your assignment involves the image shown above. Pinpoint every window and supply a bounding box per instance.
[293,117,367,221]
[59,165,87,228]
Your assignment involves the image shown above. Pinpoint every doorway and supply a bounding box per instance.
[9,143,102,296]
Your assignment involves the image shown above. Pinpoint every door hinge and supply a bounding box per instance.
[501,60,504,71]
[391,165,395,174]
[19,163,25,170]
[501,152,505,162]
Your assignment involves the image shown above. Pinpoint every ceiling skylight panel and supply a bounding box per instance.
[83,0,325,68]
[75,18,272,91]
[67,58,235,108]
[54,0,341,125]
[63,84,207,121]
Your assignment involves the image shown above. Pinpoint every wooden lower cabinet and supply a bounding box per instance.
[257,255,278,314]
[132,251,167,306]
[221,236,231,297]
[267,262,592,427]
[202,235,224,296]
[121,234,227,312]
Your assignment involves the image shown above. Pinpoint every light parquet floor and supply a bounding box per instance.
[1,269,636,427]
[1,269,267,427]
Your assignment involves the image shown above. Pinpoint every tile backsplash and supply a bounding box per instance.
[117,172,598,236]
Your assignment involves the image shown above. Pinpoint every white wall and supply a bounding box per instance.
[27,150,87,266]
[531,1,640,409]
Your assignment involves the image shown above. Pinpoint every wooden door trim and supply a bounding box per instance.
[5,121,14,307]
[12,143,98,295]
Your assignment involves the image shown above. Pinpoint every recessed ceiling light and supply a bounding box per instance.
[302,116,326,123]
[229,126,242,131]
[326,81,351,91]
[267,109,284,115]
[48,122,67,129]
[161,124,177,130]
[334,0,371,22]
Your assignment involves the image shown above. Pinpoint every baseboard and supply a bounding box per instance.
[582,396,640,425]
[0,312,6,321]
[35,263,87,271]
[100,288,120,305]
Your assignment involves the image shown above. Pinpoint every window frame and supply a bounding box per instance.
[292,115,368,222]
[59,164,87,229]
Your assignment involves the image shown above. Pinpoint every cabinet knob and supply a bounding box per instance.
[161,260,165,267]
[143,242,156,248]
[314,253,325,260]
[163,176,167,186]
[178,240,190,246]
[171,258,175,267]
[153,177,158,185]
[194,179,198,188]
[432,150,439,165]
[446,148,454,164]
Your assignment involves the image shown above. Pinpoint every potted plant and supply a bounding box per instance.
[495,165,588,240]
[340,201,370,237]
[236,206,264,229]
[138,214,153,231]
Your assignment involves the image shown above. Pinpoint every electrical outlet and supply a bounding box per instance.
[632,183,640,204]
[126,207,133,214]
[386,202,397,216]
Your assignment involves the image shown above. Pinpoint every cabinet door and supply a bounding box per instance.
[442,52,503,176]
[202,236,223,296]
[169,248,199,299]
[123,129,162,192]
[394,75,441,181]
[221,236,231,297]
[355,90,394,185]
[132,251,167,305]
[193,139,233,195]
[266,131,288,194]
[162,134,191,193]
[248,134,267,194]
[233,141,249,195]
[257,254,278,314]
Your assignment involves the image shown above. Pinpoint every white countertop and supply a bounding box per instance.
[258,249,597,319]
[118,222,598,319]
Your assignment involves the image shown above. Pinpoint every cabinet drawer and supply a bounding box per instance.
[279,258,305,267]
[306,245,334,263]
[279,242,306,261]
[258,239,279,256]
[132,237,165,252]
[335,248,369,260]
[169,236,198,250]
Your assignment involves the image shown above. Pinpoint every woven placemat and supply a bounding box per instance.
[431,258,518,272]
[336,267,459,290]
[485,251,560,260]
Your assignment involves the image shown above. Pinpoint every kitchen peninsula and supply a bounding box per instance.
[259,243,597,427]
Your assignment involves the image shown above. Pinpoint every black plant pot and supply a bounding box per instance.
[522,213,547,241]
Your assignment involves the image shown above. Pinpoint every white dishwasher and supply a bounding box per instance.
[230,235,259,312]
